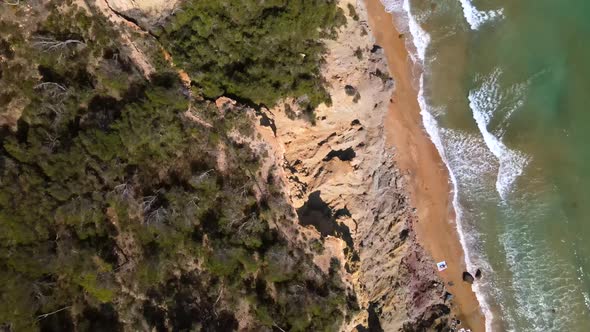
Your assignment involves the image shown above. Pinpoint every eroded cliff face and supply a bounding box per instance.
[99,0,181,29]
[250,0,452,330]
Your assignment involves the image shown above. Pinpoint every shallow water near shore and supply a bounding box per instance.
[381,0,590,330]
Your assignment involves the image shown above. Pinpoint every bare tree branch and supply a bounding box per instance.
[35,82,66,91]
[212,283,224,317]
[36,306,71,322]
[2,0,22,5]
[36,82,69,101]
[43,131,60,151]
[191,169,214,186]
[32,36,86,53]
[146,207,167,225]
[113,183,133,200]
[140,195,157,213]
[273,322,287,332]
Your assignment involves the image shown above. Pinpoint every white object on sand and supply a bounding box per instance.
[437,261,448,271]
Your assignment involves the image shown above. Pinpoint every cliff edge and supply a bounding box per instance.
[253,1,452,330]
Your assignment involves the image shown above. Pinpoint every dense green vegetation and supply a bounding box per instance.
[158,0,345,109]
[0,1,354,331]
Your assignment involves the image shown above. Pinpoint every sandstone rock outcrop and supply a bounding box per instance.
[250,0,452,330]
[102,0,181,30]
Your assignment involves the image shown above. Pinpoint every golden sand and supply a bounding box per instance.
[364,1,486,330]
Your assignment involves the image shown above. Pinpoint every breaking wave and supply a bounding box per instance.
[457,0,505,30]
[380,0,495,330]
[468,69,530,200]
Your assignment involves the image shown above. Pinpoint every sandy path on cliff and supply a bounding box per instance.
[364,1,486,330]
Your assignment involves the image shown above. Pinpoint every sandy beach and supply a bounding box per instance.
[364,1,486,330]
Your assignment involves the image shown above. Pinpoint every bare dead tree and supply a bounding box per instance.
[273,322,287,332]
[2,0,22,5]
[113,183,134,200]
[45,103,66,127]
[212,282,224,317]
[140,195,157,213]
[35,82,66,91]
[32,36,86,53]
[146,207,167,225]
[237,214,259,236]
[113,243,130,272]
[35,82,69,127]
[187,194,200,208]
[35,82,67,97]
[43,131,60,151]
[191,169,214,186]
[36,306,71,322]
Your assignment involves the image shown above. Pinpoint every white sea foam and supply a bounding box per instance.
[381,0,431,63]
[379,0,496,329]
[468,69,530,200]
[457,0,504,30]
[498,201,590,330]
[403,0,430,62]
[419,78,495,332]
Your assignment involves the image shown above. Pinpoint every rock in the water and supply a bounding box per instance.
[462,271,474,284]
[475,268,482,279]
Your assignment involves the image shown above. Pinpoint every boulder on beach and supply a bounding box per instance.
[345,85,358,96]
[444,292,454,302]
[462,271,474,284]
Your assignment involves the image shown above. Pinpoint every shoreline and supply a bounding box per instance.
[364,1,486,330]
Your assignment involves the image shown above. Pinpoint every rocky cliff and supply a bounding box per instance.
[252,0,452,330]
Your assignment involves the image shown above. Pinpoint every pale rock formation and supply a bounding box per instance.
[251,0,451,330]
[102,0,180,28]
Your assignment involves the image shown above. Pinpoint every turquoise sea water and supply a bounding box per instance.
[381,0,590,330]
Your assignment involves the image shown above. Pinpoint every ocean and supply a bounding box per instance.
[380,0,590,330]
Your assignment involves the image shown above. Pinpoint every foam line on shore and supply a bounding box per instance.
[419,77,494,332]
[468,69,530,200]
[380,0,494,329]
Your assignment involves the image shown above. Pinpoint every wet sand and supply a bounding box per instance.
[364,0,486,330]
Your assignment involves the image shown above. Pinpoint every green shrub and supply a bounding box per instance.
[160,0,345,108]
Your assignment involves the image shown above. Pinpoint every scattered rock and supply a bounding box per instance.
[345,84,357,96]
[443,292,453,302]
[475,268,482,279]
[353,91,361,103]
[462,272,474,284]
[399,229,409,241]
[370,44,383,53]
